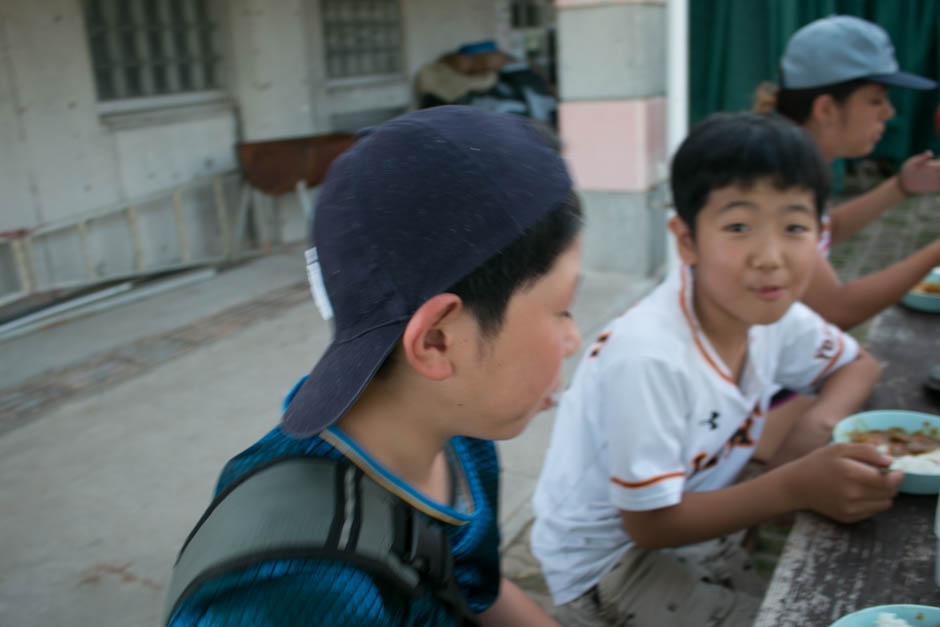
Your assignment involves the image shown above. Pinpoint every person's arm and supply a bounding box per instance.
[768,347,881,466]
[478,578,560,626]
[827,178,904,244]
[620,442,901,549]
[827,152,940,245]
[802,244,940,330]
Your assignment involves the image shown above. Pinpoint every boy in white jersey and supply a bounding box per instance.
[531,112,902,627]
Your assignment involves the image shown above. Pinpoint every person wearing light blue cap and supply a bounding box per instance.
[753,15,940,465]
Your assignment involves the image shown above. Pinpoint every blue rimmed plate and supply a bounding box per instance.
[831,410,940,494]
[830,604,940,626]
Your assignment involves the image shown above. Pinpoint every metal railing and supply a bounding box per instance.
[0,170,248,306]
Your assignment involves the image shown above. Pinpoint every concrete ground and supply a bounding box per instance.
[0,242,655,626]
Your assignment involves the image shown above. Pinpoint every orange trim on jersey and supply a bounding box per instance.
[810,334,845,386]
[678,268,735,385]
[611,470,685,489]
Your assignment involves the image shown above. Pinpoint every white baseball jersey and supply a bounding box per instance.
[531,266,859,605]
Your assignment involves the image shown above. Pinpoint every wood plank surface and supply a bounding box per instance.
[866,304,940,415]
[755,498,940,626]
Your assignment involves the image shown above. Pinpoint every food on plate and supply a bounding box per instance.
[849,427,940,456]
[849,427,940,474]
[913,279,940,294]
[890,448,940,474]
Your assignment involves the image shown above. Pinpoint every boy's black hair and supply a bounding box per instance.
[448,120,577,336]
[776,77,872,125]
[670,112,830,235]
[374,118,579,377]
[448,190,581,336]
[375,192,581,378]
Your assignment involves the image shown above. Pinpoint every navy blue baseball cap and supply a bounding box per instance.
[283,106,573,438]
[781,15,936,91]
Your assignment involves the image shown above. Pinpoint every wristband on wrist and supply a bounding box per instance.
[896,173,916,197]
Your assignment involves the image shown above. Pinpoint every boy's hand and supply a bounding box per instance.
[787,443,902,523]
[899,151,940,195]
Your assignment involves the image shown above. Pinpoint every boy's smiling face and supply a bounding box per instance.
[674,179,820,335]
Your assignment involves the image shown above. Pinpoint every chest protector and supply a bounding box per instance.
[165,456,479,625]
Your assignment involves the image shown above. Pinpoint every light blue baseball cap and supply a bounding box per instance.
[781,15,936,90]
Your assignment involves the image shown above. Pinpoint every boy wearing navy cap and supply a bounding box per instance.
[166,106,581,626]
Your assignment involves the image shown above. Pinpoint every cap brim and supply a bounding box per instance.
[281,321,406,438]
[870,71,937,90]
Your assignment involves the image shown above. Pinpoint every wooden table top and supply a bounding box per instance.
[755,304,940,626]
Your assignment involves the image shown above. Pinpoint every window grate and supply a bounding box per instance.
[511,0,542,28]
[321,0,402,79]
[85,0,220,101]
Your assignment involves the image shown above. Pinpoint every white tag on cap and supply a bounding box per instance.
[305,247,334,321]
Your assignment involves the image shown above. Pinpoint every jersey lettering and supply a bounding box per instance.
[690,451,720,476]
[589,332,611,358]
[815,326,839,361]
[727,416,755,449]
[691,404,762,477]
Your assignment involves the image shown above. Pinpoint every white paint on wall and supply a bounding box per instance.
[1,0,119,225]
[324,81,412,126]
[111,112,237,198]
[400,0,497,76]
[306,0,499,133]
[227,0,317,141]
[0,16,33,235]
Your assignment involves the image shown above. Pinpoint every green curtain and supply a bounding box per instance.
[690,0,940,164]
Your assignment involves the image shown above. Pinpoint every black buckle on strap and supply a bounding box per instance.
[392,501,451,590]
[391,501,479,626]
[407,509,452,588]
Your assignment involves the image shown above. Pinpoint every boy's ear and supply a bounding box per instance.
[668,216,698,266]
[810,93,839,127]
[400,293,464,381]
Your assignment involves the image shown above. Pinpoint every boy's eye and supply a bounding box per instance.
[786,224,810,234]
[561,311,573,319]
[724,223,749,233]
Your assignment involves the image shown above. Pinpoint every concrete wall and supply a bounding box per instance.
[556,0,669,279]
[0,0,502,300]
[227,0,317,141]
[0,0,238,295]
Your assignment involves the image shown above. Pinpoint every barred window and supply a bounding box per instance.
[85,0,221,101]
[321,0,402,80]
[511,0,543,28]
